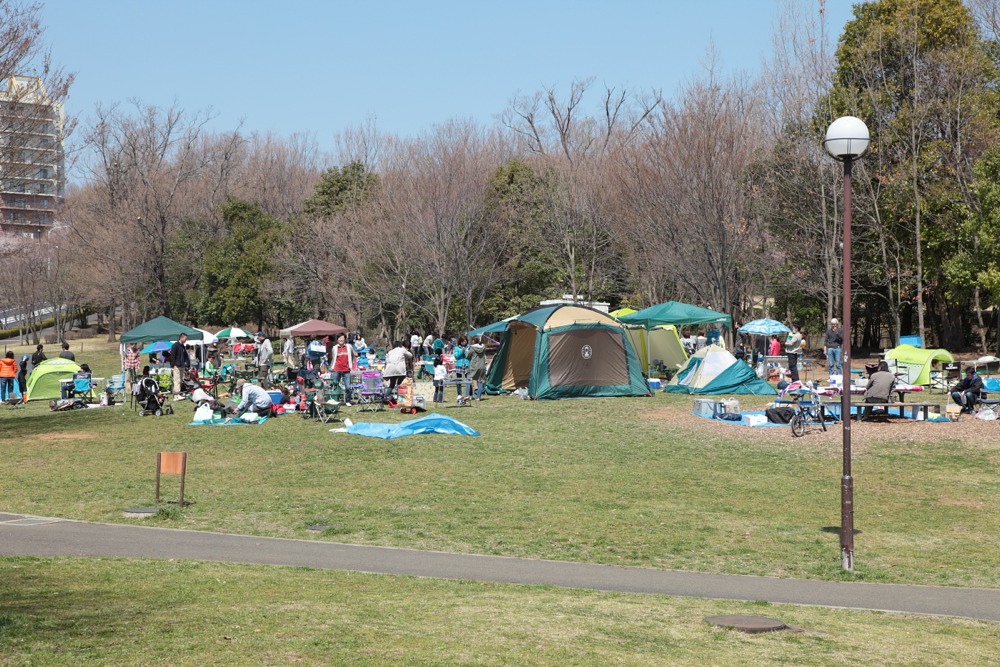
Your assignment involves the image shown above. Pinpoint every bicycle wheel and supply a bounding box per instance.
[790,412,806,437]
[814,407,827,432]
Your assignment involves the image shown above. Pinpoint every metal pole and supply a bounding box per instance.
[841,157,855,572]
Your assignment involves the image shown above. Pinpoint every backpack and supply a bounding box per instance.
[765,407,795,424]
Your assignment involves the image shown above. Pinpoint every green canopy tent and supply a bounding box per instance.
[25,358,82,401]
[120,316,204,344]
[484,304,650,400]
[618,301,733,329]
[618,301,732,373]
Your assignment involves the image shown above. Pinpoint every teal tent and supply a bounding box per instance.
[619,301,732,329]
[120,316,204,343]
[664,345,775,395]
[484,304,650,400]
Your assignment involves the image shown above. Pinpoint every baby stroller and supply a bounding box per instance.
[135,376,173,417]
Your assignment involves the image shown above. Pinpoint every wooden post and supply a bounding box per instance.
[156,452,188,506]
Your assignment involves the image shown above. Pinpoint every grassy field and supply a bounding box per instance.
[2,558,999,666]
[1,338,998,664]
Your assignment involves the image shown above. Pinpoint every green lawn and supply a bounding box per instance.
[1,339,998,664]
[2,558,998,667]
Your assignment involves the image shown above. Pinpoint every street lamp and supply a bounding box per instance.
[824,115,870,572]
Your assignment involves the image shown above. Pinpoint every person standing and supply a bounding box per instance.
[282,336,295,369]
[785,325,803,382]
[169,333,190,398]
[383,341,412,394]
[824,318,843,380]
[17,354,28,398]
[432,355,446,404]
[30,344,46,371]
[58,342,75,361]
[467,335,487,400]
[0,351,17,401]
[330,333,355,405]
[410,331,422,362]
[423,333,434,357]
[453,336,470,399]
[254,331,273,383]
[123,343,142,393]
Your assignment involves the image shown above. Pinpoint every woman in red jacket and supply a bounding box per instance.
[330,333,355,405]
[0,351,18,401]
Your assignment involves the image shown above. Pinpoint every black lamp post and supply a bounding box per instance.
[824,115,870,572]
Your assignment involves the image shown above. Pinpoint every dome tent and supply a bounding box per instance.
[484,304,650,400]
[26,358,82,401]
[665,345,776,395]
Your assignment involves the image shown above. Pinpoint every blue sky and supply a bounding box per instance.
[40,1,858,154]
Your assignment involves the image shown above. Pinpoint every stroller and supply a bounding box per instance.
[135,376,173,417]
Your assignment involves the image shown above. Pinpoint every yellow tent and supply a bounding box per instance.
[609,307,638,319]
[624,324,688,374]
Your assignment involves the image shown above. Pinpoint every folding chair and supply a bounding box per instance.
[357,371,386,412]
[72,372,95,403]
[105,373,127,403]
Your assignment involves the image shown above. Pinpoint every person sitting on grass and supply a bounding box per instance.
[951,367,983,414]
[234,378,273,417]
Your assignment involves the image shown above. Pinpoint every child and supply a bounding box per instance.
[433,355,446,404]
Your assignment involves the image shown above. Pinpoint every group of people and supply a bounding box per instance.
[0,342,91,402]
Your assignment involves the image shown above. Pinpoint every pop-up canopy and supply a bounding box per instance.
[120,316,203,343]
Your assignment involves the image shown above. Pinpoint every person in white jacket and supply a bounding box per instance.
[383,340,413,395]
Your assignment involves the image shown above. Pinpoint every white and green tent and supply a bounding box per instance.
[665,345,775,395]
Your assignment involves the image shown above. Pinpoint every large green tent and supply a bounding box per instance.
[25,358,82,401]
[120,316,204,343]
[618,301,732,329]
[484,304,650,400]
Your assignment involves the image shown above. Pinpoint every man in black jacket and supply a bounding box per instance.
[169,333,190,398]
[951,367,984,413]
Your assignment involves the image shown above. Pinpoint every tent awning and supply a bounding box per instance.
[619,301,732,329]
[120,316,203,343]
[468,316,518,337]
[282,319,348,338]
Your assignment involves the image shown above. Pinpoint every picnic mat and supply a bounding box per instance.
[332,413,479,439]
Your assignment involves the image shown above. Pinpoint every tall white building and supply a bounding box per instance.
[0,76,65,239]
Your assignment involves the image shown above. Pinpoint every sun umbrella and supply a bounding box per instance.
[140,341,172,354]
[216,327,252,339]
[738,319,791,336]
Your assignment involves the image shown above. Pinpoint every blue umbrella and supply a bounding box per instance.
[140,341,172,354]
[738,319,791,336]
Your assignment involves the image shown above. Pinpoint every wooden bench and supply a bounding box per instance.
[855,401,942,422]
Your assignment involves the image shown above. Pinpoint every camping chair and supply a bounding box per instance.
[356,371,386,412]
[72,372,95,403]
[106,373,127,403]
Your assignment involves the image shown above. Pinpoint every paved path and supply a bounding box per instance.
[2,513,999,622]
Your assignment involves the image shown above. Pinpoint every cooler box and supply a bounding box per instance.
[721,398,740,415]
[693,399,717,417]
[648,378,661,391]
[267,390,284,404]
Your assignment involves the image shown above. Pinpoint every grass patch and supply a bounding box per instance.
[1,341,998,588]
[1,557,998,666]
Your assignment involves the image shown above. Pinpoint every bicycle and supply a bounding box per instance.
[786,387,829,437]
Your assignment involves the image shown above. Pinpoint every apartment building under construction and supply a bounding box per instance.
[0,76,65,239]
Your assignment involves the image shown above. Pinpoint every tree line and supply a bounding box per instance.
[4,0,1000,353]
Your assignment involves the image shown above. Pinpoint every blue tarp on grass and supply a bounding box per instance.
[344,413,480,439]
